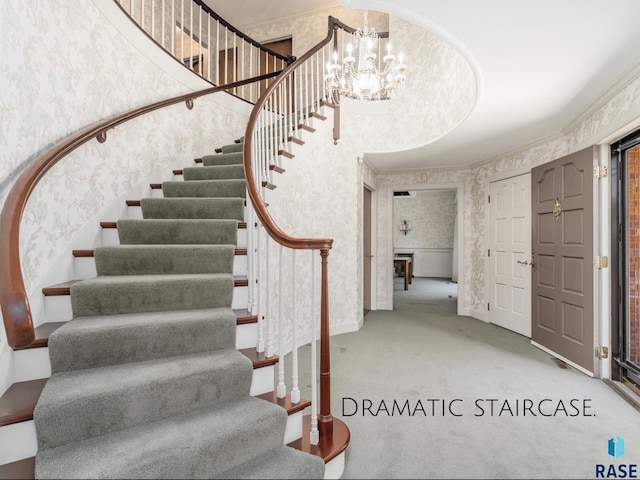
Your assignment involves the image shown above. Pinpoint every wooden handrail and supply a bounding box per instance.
[242,17,348,251]
[0,71,280,349]
[242,15,365,443]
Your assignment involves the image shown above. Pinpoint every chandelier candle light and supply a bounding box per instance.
[326,12,407,101]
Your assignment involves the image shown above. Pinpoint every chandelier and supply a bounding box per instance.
[325,12,407,101]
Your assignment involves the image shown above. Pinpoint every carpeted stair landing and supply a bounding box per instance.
[34,147,325,479]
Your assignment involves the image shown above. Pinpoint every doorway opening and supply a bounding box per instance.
[392,189,459,313]
[611,128,640,393]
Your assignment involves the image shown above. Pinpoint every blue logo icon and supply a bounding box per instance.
[608,436,625,459]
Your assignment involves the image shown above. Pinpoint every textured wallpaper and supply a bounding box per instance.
[243,8,477,154]
[393,191,456,249]
[1,0,248,294]
[0,0,247,385]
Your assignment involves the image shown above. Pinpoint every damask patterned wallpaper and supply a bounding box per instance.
[393,191,456,249]
[0,0,248,391]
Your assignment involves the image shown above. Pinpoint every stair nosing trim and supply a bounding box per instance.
[239,348,279,369]
[0,379,47,427]
[43,277,248,296]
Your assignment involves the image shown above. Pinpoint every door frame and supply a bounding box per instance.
[386,182,465,315]
[363,183,377,316]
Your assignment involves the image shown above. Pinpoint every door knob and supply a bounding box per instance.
[517,260,530,266]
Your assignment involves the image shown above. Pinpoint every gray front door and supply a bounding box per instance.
[531,147,596,374]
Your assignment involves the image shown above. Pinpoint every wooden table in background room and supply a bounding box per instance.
[394,257,412,290]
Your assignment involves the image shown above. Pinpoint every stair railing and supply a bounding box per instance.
[115,0,292,103]
[0,72,280,350]
[244,16,358,447]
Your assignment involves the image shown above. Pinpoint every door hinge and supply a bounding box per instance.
[487,302,490,311]
[594,165,608,178]
[488,195,491,203]
[488,249,490,257]
[595,346,609,359]
[594,256,609,269]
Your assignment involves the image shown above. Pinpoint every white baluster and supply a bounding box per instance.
[311,53,316,113]
[224,25,228,84]
[198,6,202,77]
[310,250,319,445]
[291,250,300,404]
[161,0,165,50]
[249,46,254,102]
[171,0,175,56]
[276,245,286,398]
[189,0,193,69]
[265,235,273,358]
[256,221,264,353]
[304,61,309,125]
[215,20,219,84]
[207,14,211,83]
[180,0,184,63]
[246,203,254,315]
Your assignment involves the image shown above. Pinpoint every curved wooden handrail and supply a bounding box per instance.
[243,17,349,251]
[0,71,280,349]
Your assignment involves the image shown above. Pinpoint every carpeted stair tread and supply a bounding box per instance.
[162,179,246,199]
[94,244,235,275]
[140,197,244,220]
[214,445,325,479]
[183,165,245,180]
[221,143,243,153]
[35,348,253,451]
[70,273,233,316]
[35,396,287,480]
[203,152,243,166]
[118,219,238,244]
[48,308,237,372]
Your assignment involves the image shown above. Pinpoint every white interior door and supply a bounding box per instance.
[488,173,532,337]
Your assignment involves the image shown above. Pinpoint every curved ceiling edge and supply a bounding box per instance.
[336,0,482,158]
[339,0,483,115]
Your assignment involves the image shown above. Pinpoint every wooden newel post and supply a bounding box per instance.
[318,248,333,436]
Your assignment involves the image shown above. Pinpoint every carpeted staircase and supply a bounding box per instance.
[33,144,325,479]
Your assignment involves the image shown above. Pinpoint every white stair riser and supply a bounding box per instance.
[101,228,119,246]
[12,348,52,383]
[236,323,257,350]
[43,285,249,324]
[74,255,248,280]
[325,451,346,480]
[43,295,74,323]
[249,364,274,396]
[283,410,303,445]
[0,420,37,465]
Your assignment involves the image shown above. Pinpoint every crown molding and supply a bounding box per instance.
[562,63,640,136]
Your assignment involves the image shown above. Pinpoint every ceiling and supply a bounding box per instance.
[204,0,640,172]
